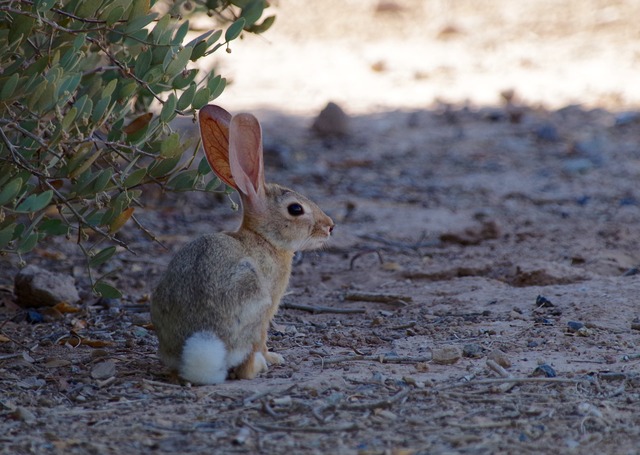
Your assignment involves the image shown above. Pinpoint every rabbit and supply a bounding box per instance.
[151,105,334,385]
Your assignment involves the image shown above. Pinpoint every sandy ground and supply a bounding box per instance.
[212,0,640,115]
[2,1,640,454]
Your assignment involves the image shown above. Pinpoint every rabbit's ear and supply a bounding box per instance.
[229,113,266,209]
[199,105,237,190]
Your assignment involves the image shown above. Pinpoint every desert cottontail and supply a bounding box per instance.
[151,105,334,384]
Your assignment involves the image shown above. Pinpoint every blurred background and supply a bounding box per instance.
[206,0,640,116]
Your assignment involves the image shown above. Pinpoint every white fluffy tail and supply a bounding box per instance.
[180,331,228,384]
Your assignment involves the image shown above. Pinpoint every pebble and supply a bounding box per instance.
[462,343,484,358]
[14,265,80,308]
[487,349,511,368]
[91,360,116,380]
[566,321,584,332]
[431,345,462,365]
[535,295,554,308]
[534,123,560,142]
[311,102,350,137]
[532,364,556,378]
[12,406,36,423]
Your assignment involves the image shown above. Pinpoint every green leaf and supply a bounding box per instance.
[241,0,264,26]
[0,177,23,206]
[148,156,181,178]
[35,0,58,12]
[94,281,123,299]
[165,47,193,79]
[209,77,226,101]
[160,133,180,158]
[192,87,210,110]
[93,168,113,192]
[103,79,118,99]
[197,156,212,175]
[76,0,102,17]
[168,170,199,191]
[134,49,153,77]
[123,168,147,187]
[17,232,38,254]
[190,40,209,61]
[0,224,16,250]
[225,18,246,42]
[118,81,138,100]
[95,283,124,299]
[152,15,172,45]
[177,83,196,111]
[249,15,276,34]
[39,219,69,236]
[8,14,34,44]
[61,107,78,131]
[0,73,19,100]
[172,69,197,90]
[92,96,112,123]
[128,0,151,21]
[172,21,190,45]
[160,93,177,123]
[106,5,126,25]
[205,176,222,191]
[15,191,53,213]
[125,12,157,33]
[90,246,117,267]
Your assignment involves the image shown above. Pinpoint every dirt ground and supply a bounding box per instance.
[2,1,640,454]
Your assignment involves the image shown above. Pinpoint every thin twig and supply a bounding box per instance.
[343,291,413,305]
[313,354,432,366]
[437,377,591,391]
[340,388,411,411]
[254,421,359,433]
[281,303,366,314]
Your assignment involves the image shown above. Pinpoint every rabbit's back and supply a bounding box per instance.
[151,233,268,368]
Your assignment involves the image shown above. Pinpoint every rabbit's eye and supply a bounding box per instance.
[287,203,304,216]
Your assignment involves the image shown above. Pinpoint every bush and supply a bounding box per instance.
[0,0,274,297]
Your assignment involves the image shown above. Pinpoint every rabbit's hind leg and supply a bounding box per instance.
[234,349,268,379]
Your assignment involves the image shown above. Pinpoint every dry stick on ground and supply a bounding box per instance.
[486,359,516,393]
[253,421,359,433]
[343,291,413,306]
[340,388,411,411]
[436,377,592,391]
[349,249,384,270]
[281,302,366,314]
[313,353,432,366]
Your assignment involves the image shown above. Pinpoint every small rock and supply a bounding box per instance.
[532,364,556,378]
[431,345,462,365]
[566,321,584,333]
[535,295,554,308]
[43,359,71,368]
[375,409,398,420]
[12,406,36,423]
[462,343,484,358]
[534,123,560,142]
[26,309,44,324]
[311,102,350,137]
[599,372,626,381]
[577,327,592,337]
[488,349,511,368]
[91,360,116,380]
[615,111,640,126]
[15,265,80,308]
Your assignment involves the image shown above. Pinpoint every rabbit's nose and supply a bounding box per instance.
[328,224,334,235]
